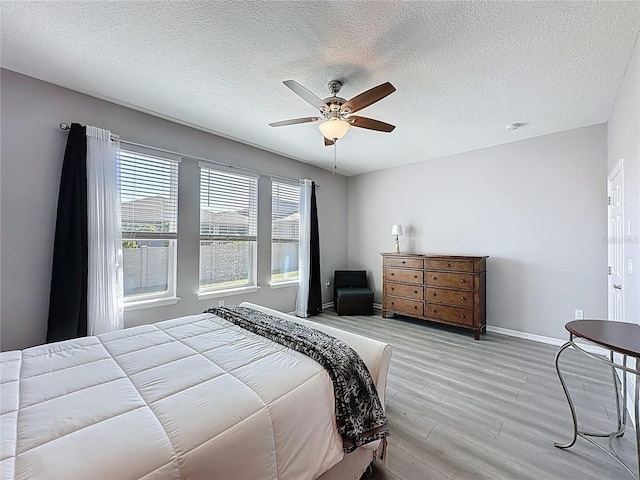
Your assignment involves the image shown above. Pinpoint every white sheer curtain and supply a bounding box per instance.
[86,126,123,335]
[295,179,312,317]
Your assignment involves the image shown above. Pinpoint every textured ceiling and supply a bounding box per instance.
[2,1,639,176]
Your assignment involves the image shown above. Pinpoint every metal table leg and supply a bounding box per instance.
[554,339,638,479]
[636,357,639,480]
[554,340,578,449]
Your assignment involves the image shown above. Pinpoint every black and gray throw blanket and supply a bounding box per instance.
[204,305,390,453]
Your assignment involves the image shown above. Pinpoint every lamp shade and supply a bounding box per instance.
[391,224,403,236]
[318,118,351,140]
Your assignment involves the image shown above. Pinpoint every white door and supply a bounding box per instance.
[608,160,637,428]
[608,160,624,323]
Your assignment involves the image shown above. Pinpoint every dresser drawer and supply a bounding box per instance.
[426,287,473,308]
[425,304,473,326]
[386,282,423,300]
[385,268,424,284]
[386,297,423,316]
[426,272,473,289]
[426,259,474,273]
[385,257,424,269]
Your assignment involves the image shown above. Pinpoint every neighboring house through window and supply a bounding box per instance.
[199,164,258,292]
[271,180,300,284]
[118,149,179,305]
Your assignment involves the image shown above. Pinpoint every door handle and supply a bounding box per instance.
[613,284,622,290]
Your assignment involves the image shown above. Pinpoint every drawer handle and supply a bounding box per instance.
[460,279,466,284]
[431,308,437,313]
[446,263,451,267]
[432,292,437,296]
[414,306,418,309]
[432,276,437,280]
[401,260,406,264]
[414,290,418,294]
[460,314,466,319]
[414,275,418,278]
[391,287,395,291]
[460,296,466,301]
[391,301,395,305]
[391,273,395,276]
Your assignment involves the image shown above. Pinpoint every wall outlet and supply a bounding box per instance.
[218,300,224,306]
[326,281,331,288]
[575,309,584,320]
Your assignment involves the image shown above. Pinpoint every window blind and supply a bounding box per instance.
[118,150,179,239]
[272,181,300,241]
[200,166,258,241]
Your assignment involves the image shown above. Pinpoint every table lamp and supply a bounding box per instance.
[391,224,403,253]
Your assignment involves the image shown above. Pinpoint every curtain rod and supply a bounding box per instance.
[59,123,318,187]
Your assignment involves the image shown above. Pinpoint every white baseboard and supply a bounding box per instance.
[486,325,565,346]
[486,325,609,356]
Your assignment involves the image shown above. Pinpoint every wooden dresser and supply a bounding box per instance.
[381,253,488,340]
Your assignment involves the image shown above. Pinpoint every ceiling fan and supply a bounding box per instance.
[269,80,396,146]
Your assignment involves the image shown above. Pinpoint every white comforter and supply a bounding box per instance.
[1,309,346,479]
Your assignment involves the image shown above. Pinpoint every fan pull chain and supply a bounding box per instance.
[333,140,337,175]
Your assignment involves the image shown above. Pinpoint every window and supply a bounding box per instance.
[118,149,179,304]
[271,180,300,283]
[199,165,258,292]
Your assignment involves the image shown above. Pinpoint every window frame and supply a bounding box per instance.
[198,162,259,296]
[270,178,301,286]
[118,146,180,308]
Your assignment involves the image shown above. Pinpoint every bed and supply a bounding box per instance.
[0,302,392,479]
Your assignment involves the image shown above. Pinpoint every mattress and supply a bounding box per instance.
[1,307,353,479]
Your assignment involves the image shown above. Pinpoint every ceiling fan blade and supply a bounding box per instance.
[324,137,335,147]
[349,116,396,132]
[269,117,321,127]
[341,82,396,114]
[283,80,328,112]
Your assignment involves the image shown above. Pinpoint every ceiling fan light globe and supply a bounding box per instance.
[318,118,350,140]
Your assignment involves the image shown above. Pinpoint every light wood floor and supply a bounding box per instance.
[313,309,638,480]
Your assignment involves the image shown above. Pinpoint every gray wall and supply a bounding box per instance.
[0,69,348,351]
[607,34,640,328]
[347,124,608,340]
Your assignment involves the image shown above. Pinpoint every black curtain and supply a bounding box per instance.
[46,123,88,343]
[307,182,322,316]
